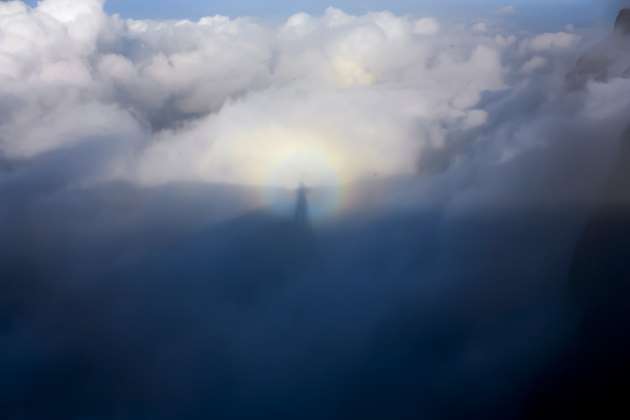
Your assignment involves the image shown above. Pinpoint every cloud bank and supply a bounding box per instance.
[1,0,610,193]
[3,1,630,420]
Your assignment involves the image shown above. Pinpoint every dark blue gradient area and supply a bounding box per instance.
[2,142,630,419]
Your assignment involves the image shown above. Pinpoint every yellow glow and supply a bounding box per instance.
[230,126,357,219]
[332,57,376,87]
[232,127,347,188]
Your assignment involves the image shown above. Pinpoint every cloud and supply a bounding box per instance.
[497,5,517,16]
[1,1,508,189]
[524,32,581,51]
[3,2,630,420]
[413,17,440,35]
[1,1,628,204]
[521,56,547,73]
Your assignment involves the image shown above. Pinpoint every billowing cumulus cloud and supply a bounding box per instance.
[2,0,627,194]
[0,0,518,189]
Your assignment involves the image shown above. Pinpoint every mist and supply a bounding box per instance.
[2,1,630,419]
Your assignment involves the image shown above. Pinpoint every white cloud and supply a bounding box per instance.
[1,0,628,198]
[497,5,517,16]
[413,18,440,36]
[0,0,512,188]
[473,22,488,33]
[525,32,581,51]
[521,56,548,73]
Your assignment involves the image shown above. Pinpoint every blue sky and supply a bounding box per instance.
[109,0,616,30]
[102,0,586,18]
[21,1,617,29]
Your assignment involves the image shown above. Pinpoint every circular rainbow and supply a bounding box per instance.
[255,138,354,221]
